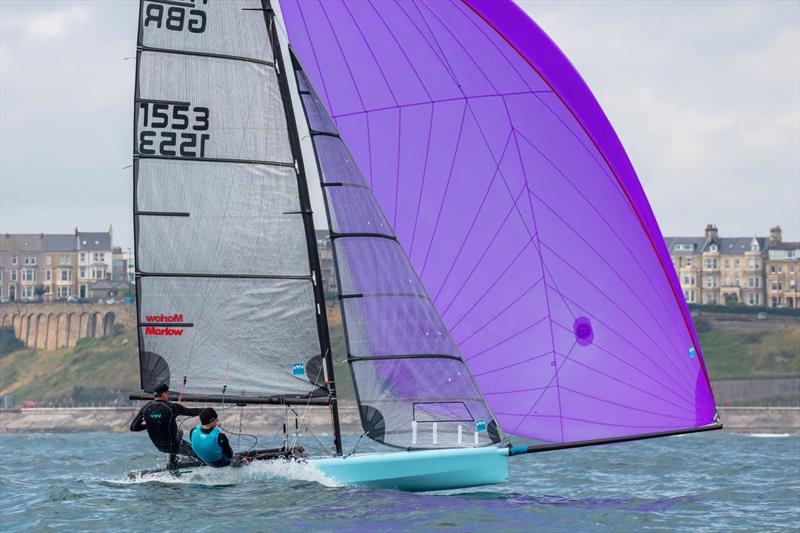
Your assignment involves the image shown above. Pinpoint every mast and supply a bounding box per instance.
[262,0,342,456]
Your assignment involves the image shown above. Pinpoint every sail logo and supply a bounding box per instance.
[143,1,207,34]
[292,363,306,377]
[144,314,186,336]
[145,326,184,336]
[475,419,487,433]
[145,314,184,323]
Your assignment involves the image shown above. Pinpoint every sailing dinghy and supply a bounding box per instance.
[129,0,721,491]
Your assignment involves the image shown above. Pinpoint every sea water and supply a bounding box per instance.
[0,431,797,532]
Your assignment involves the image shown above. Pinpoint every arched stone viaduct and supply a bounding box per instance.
[0,304,136,351]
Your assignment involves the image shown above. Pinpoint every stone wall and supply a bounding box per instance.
[713,378,800,404]
[0,303,136,351]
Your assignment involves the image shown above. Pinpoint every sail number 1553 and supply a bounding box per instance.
[138,102,210,158]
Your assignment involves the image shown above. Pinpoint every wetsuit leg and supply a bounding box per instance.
[177,439,198,459]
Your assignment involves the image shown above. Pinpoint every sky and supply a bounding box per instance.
[0,0,798,250]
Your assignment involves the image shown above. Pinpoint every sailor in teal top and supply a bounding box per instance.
[190,408,234,467]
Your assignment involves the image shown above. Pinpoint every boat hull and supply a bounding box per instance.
[311,446,509,492]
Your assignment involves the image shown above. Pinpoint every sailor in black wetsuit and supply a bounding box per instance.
[129,383,203,468]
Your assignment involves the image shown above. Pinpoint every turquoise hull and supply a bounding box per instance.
[311,446,509,492]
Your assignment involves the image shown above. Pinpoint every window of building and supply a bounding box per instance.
[770,265,777,273]
[705,276,717,288]
[10,270,17,281]
[59,269,70,282]
[709,244,718,252]
[79,268,87,279]
[59,255,70,266]
[21,269,35,282]
[791,265,796,273]
[80,252,86,263]
[23,256,36,265]
[790,279,796,288]
[93,252,105,263]
[685,257,693,267]
[46,255,52,266]
[58,286,70,298]
[771,281,782,291]
[748,293,757,305]
[675,243,694,251]
[11,256,18,265]
[21,286,34,299]
[724,260,730,269]
[704,258,717,270]
[771,297,781,307]
[748,277,760,288]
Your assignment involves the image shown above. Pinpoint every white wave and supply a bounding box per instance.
[739,432,797,438]
[109,458,340,488]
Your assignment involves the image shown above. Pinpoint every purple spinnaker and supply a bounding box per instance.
[282,0,717,444]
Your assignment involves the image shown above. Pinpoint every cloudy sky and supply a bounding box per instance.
[0,0,798,250]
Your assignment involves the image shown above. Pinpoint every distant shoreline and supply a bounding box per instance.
[0,406,797,435]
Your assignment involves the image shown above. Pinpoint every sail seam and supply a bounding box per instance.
[135,211,190,217]
[134,154,295,167]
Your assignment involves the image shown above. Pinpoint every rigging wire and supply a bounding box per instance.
[344,431,368,458]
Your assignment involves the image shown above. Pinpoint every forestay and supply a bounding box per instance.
[292,57,501,450]
[133,0,326,399]
[281,0,719,445]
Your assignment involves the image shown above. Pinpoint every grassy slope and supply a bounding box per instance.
[0,313,797,403]
[698,324,800,380]
[0,329,139,403]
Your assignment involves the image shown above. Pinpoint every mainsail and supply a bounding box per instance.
[291,53,501,450]
[132,0,336,411]
[281,0,719,446]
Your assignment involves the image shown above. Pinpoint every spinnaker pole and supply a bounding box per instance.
[507,422,723,456]
[262,0,343,456]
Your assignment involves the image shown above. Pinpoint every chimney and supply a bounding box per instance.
[769,226,782,244]
[704,224,718,242]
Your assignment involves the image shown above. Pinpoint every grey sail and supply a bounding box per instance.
[133,0,329,401]
[291,60,502,450]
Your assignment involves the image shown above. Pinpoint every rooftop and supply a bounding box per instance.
[664,236,767,256]
[1,230,112,253]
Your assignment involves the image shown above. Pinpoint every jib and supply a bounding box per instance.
[144,3,206,34]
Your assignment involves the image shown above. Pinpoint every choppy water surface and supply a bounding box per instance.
[1,431,797,531]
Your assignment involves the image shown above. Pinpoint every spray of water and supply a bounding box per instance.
[110,458,341,487]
